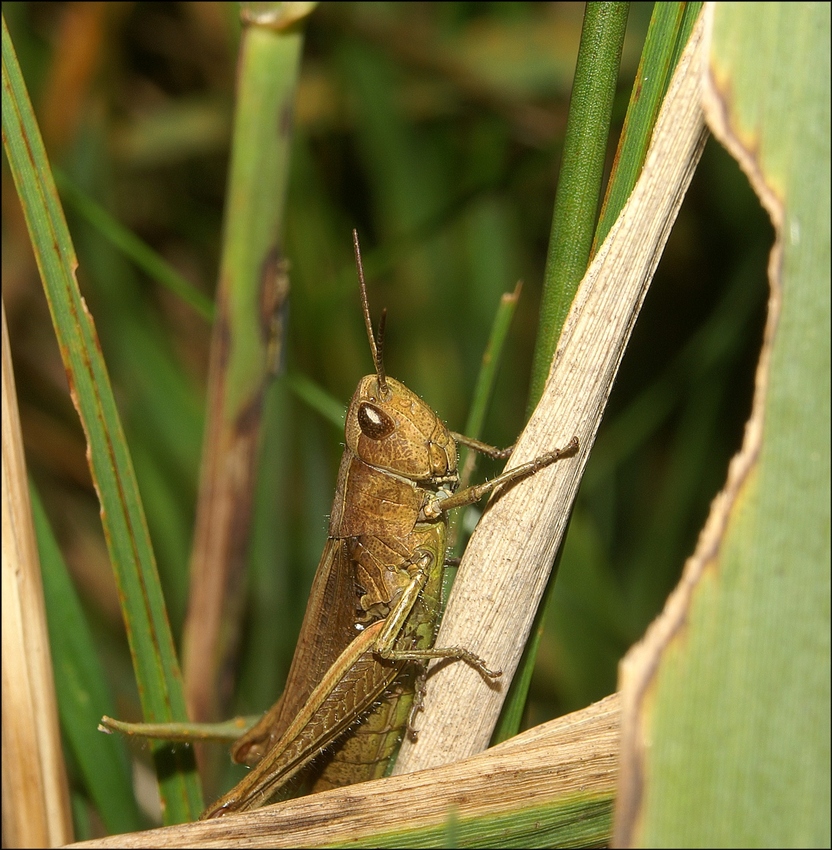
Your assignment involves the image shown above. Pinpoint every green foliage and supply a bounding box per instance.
[633,4,830,846]
[3,2,785,841]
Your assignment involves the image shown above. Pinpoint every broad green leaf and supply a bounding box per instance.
[615,3,830,846]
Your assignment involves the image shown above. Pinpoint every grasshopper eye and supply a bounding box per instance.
[357,402,395,440]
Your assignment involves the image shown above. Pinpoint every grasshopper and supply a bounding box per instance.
[201,231,578,818]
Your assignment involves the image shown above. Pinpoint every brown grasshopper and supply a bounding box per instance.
[201,231,578,818]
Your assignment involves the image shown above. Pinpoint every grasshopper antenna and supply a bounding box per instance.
[352,229,389,397]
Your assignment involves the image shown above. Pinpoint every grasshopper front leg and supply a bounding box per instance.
[427,435,579,517]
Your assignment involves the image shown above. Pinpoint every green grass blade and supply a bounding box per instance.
[181,10,309,782]
[496,3,629,743]
[527,2,629,412]
[32,483,143,836]
[284,369,346,431]
[594,1,703,252]
[459,283,523,465]
[2,14,201,824]
[54,168,215,322]
[498,3,707,745]
[448,283,523,564]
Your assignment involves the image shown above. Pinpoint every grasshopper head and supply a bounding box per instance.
[347,230,456,483]
[344,375,457,482]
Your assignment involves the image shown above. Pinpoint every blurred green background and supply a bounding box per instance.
[3,1,771,828]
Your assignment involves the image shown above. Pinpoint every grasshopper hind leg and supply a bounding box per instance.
[375,551,503,680]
